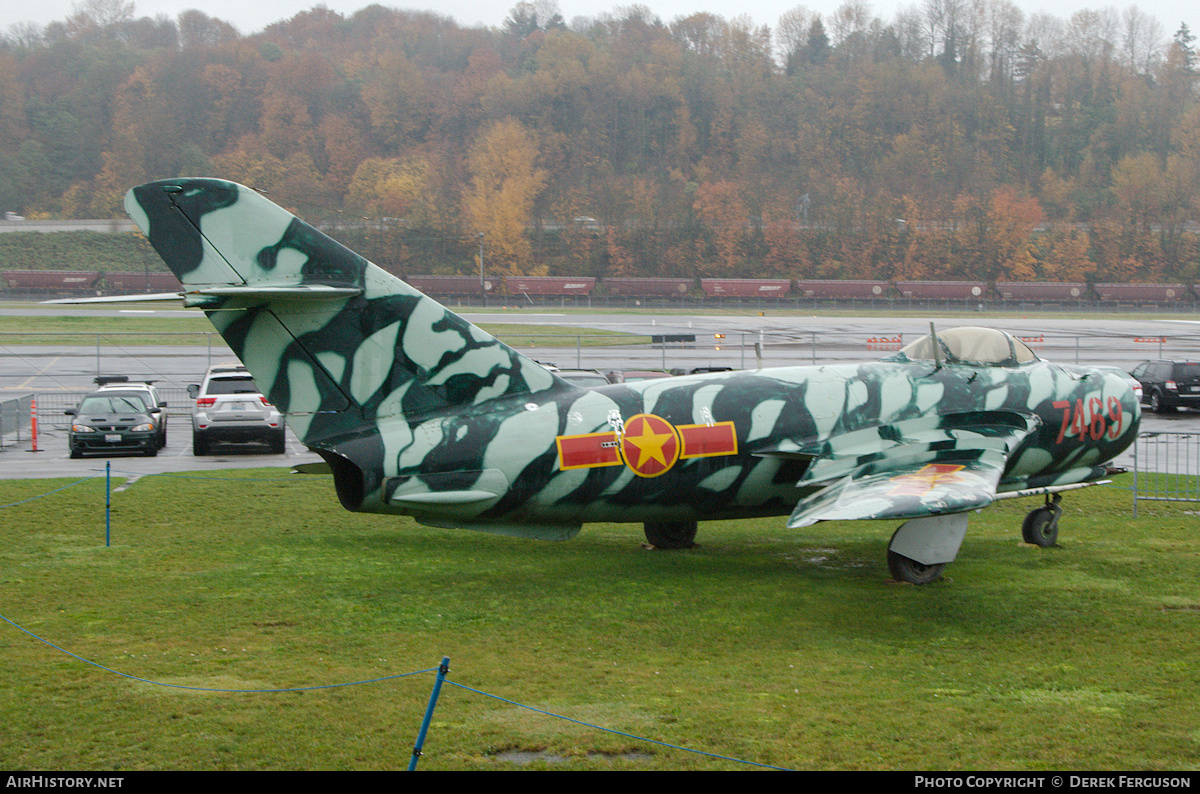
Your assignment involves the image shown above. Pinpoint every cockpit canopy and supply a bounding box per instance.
[889,326,1038,367]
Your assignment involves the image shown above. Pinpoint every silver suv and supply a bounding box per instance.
[189,364,286,455]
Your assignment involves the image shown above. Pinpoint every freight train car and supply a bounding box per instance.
[1,270,102,294]
[895,280,990,302]
[505,276,597,296]
[99,271,181,293]
[1092,283,1195,304]
[699,279,792,298]
[601,277,693,297]
[405,275,498,297]
[994,282,1089,303]
[794,280,892,300]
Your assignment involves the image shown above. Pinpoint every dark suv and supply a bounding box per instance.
[1130,360,1200,413]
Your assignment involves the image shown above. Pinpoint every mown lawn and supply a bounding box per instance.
[1,472,1197,770]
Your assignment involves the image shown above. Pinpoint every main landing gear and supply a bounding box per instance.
[887,547,946,585]
[885,513,968,585]
[886,494,1066,585]
[642,520,698,549]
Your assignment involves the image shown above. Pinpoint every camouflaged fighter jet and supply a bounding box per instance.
[123,178,1141,584]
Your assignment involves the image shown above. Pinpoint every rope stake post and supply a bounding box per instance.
[409,656,450,771]
[105,462,111,547]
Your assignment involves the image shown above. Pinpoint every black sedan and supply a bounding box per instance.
[66,391,164,458]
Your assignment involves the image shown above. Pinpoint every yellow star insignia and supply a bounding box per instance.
[619,414,680,477]
[625,422,674,468]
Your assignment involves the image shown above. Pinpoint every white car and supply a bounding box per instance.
[93,376,168,449]
[189,364,286,455]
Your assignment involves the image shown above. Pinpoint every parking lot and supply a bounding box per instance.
[0,417,319,480]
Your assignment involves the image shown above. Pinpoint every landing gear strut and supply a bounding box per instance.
[1022,494,1062,547]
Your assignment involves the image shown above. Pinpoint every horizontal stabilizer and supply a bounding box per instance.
[192,284,363,299]
[43,293,184,304]
[291,462,333,475]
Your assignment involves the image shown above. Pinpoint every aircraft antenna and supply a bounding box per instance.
[930,322,941,370]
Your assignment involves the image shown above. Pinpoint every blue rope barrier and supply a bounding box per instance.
[0,615,435,693]
[3,613,788,769]
[0,473,102,509]
[102,468,313,482]
[444,678,791,770]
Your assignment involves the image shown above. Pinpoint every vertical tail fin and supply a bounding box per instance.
[126,178,563,445]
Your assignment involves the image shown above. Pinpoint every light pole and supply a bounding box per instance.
[476,232,486,306]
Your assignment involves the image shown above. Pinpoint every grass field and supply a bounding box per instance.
[1,470,1198,771]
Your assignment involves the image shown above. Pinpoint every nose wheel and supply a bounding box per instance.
[1022,494,1062,547]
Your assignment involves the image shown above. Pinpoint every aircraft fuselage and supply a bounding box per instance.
[341,358,1137,535]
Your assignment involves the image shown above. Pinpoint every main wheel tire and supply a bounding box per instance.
[643,520,698,549]
[193,434,208,456]
[270,429,286,454]
[1151,391,1172,414]
[887,550,945,585]
[1022,506,1059,547]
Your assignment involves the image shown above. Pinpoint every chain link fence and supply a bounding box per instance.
[0,394,32,449]
[1132,432,1200,516]
[0,327,1196,377]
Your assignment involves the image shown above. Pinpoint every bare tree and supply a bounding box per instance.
[986,0,1025,81]
[1120,5,1164,74]
[776,5,813,63]
[1065,8,1119,60]
[828,0,872,47]
[893,3,931,61]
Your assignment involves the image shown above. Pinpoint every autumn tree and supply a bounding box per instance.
[463,117,547,276]
[1041,225,1097,283]
[986,186,1044,281]
[345,156,434,223]
[4,3,1200,284]
[692,181,750,275]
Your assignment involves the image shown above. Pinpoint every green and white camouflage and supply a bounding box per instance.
[125,178,1141,583]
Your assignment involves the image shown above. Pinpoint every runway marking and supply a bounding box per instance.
[112,474,144,493]
[16,356,60,390]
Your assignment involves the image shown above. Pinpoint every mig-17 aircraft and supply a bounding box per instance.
[122,178,1140,584]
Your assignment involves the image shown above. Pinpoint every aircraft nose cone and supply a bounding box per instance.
[1110,369,1142,443]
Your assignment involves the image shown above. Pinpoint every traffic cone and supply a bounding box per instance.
[29,397,39,453]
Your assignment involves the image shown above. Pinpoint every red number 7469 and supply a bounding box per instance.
[1052,397,1124,444]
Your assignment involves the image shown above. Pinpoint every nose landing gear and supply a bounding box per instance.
[1022,493,1063,548]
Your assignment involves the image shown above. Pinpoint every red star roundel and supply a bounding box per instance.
[619,414,681,477]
